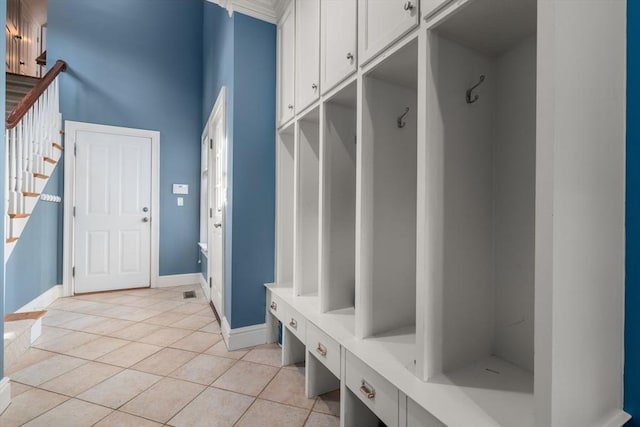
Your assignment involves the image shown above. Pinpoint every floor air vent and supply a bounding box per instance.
[183,291,196,299]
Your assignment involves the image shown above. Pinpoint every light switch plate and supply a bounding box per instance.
[177,197,184,206]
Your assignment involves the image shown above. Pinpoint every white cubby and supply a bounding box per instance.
[420,0,536,421]
[320,82,357,313]
[294,108,321,296]
[357,39,418,343]
[276,125,295,287]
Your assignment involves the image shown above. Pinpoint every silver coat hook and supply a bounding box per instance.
[466,75,486,104]
[397,107,410,128]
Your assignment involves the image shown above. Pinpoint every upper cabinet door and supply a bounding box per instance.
[358,0,419,65]
[422,0,452,21]
[295,0,321,113]
[321,0,357,94]
[278,2,296,126]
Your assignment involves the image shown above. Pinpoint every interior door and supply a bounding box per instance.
[209,90,227,316]
[74,130,152,293]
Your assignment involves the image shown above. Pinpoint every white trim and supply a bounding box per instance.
[199,272,208,295]
[205,0,281,24]
[0,378,11,416]
[221,317,268,351]
[154,273,202,288]
[16,284,62,313]
[63,121,160,297]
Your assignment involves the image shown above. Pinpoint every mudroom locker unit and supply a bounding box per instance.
[267,0,628,426]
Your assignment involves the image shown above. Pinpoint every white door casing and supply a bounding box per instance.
[200,132,211,302]
[63,122,160,296]
[207,87,227,317]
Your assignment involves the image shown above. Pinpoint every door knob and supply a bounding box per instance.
[214,223,222,228]
[346,52,354,61]
[142,207,149,212]
[142,217,149,223]
[288,104,294,110]
[404,1,415,11]
[312,83,318,91]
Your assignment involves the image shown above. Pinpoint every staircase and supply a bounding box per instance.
[5,61,67,261]
[6,73,39,117]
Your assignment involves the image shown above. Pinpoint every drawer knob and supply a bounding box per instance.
[346,52,354,61]
[288,104,294,110]
[360,380,376,399]
[403,1,414,11]
[312,83,318,91]
[270,302,277,311]
[289,318,298,329]
[316,343,327,357]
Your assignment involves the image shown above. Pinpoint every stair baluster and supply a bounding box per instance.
[5,60,67,253]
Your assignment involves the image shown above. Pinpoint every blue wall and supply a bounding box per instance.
[47,0,203,281]
[626,0,640,422]
[203,3,235,320]
[5,169,62,312]
[202,5,275,329]
[229,14,276,328]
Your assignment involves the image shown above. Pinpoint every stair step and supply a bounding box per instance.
[4,310,46,322]
[6,237,18,243]
[43,156,56,164]
[6,72,40,84]
[52,142,64,151]
[4,311,46,371]
[33,173,49,179]
[8,213,29,219]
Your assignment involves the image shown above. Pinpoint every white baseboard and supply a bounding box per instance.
[221,317,268,351]
[601,410,631,427]
[16,285,62,313]
[0,378,11,415]
[153,273,201,288]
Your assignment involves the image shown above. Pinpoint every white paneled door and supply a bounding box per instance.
[208,88,227,317]
[74,130,152,293]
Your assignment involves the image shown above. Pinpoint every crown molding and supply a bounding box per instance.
[206,0,283,24]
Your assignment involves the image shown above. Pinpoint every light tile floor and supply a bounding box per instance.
[2,285,340,427]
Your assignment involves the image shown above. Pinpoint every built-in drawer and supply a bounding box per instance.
[284,305,306,342]
[345,351,399,427]
[407,397,445,427]
[306,322,341,378]
[268,291,285,322]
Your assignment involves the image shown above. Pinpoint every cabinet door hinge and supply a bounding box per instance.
[74,144,77,156]
[210,139,213,150]
[73,206,76,217]
[72,266,75,277]
[210,208,213,218]
[209,277,212,288]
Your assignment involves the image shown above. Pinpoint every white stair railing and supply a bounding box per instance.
[5,60,67,258]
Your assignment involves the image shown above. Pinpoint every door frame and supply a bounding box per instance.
[204,87,227,318]
[62,121,160,296]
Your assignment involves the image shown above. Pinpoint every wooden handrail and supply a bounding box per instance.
[6,60,67,130]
